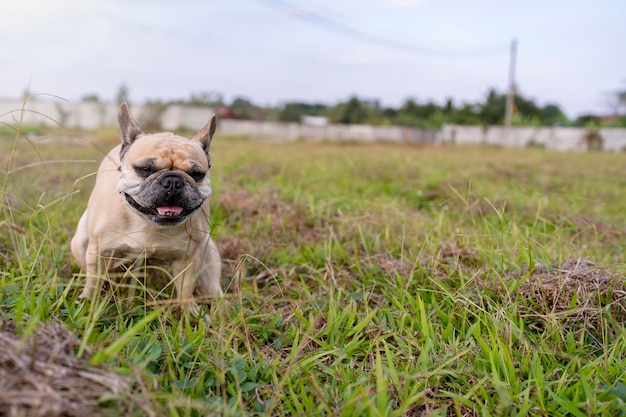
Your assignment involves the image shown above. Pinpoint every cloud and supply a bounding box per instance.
[0,0,93,34]
[329,0,429,13]
[384,0,429,10]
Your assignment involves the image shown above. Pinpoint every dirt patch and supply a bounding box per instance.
[218,188,327,241]
[559,214,626,245]
[217,188,335,275]
[464,198,511,217]
[370,255,414,277]
[226,163,282,185]
[422,181,512,219]
[216,188,333,278]
[362,242,482,282]
[420,179,469,203]
[218,233,251,264]
[437,243,480,268]
[508,258,626,331]
[0,319,151,417]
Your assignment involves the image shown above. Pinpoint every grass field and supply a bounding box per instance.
[2,125,626,416]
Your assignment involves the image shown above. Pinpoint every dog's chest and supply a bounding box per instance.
[101,231,197,265]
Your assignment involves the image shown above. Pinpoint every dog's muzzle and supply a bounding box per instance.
[123,172,204,225]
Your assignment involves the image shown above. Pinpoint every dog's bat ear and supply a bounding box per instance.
[191,114,217,156]
[118,102,143,159]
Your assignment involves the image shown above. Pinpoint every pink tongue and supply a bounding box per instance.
[157,206,183,215]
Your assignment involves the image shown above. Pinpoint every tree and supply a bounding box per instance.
[451,103,482,125]
[477,88,567,126]
[116,84,129,105]
[141,100,167,131]
[278,103,301,122]
[480,89,505,125]
[188,91,224,107]
[55,103,70,126]
[331,96,372,124]
[393,98,443,127]
[443,98,454,115]
[81,94,100,102]
[381,106,398,122]
[540,104,567,125]
[573,114,600,127]
[514,94,541,120]
[619,90,626,114]
[603,87,626,118]
[616,88,626,126]
[230,97,255,119]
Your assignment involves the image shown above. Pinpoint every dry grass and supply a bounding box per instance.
[510,258,626,333]
[0,317,153,417]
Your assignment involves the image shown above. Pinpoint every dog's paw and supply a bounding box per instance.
[196,308,212,325]
[78,289,92,299]
[179,303,212,325]
[73,297,88,315]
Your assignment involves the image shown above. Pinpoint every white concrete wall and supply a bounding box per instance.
[440,125,486,145]
[1,98,625,150]
[217,119,437,143]
[600,129,626,151]
[161,105,214,131]
[440,124,626,151]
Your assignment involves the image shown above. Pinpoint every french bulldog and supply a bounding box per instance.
[70,102,222,312]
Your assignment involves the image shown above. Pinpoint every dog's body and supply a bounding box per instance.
[71,103,222,308]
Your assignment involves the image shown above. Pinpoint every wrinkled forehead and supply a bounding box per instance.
[124,134,209,170]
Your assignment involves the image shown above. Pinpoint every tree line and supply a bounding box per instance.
[88,85,626,129]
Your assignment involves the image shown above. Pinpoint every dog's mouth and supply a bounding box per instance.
[124,193,201,225]
[156,206,183,216]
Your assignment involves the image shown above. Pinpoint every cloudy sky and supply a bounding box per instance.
[1,0,624,118]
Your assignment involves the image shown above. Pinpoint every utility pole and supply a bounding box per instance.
[504,38,518,129]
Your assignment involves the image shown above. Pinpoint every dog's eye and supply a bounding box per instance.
[189,171,206,182]
[134,166,154,178]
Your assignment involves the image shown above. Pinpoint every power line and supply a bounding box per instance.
[259,0,508,57]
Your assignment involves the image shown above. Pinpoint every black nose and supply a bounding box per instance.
[160,174,184,194]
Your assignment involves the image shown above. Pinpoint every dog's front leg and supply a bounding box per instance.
[70,211,89,270]
[172,257,198,311]
[196,237,223,297]
[79,244,99,299]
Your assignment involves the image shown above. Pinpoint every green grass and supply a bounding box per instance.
[2,125,626,416]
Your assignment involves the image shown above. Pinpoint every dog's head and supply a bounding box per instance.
[115,102,217,226]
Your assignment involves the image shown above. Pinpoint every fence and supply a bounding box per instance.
[440,124,626,152]
[1,98,625,150]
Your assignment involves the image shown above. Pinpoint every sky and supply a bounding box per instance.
[1,0,624,118]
